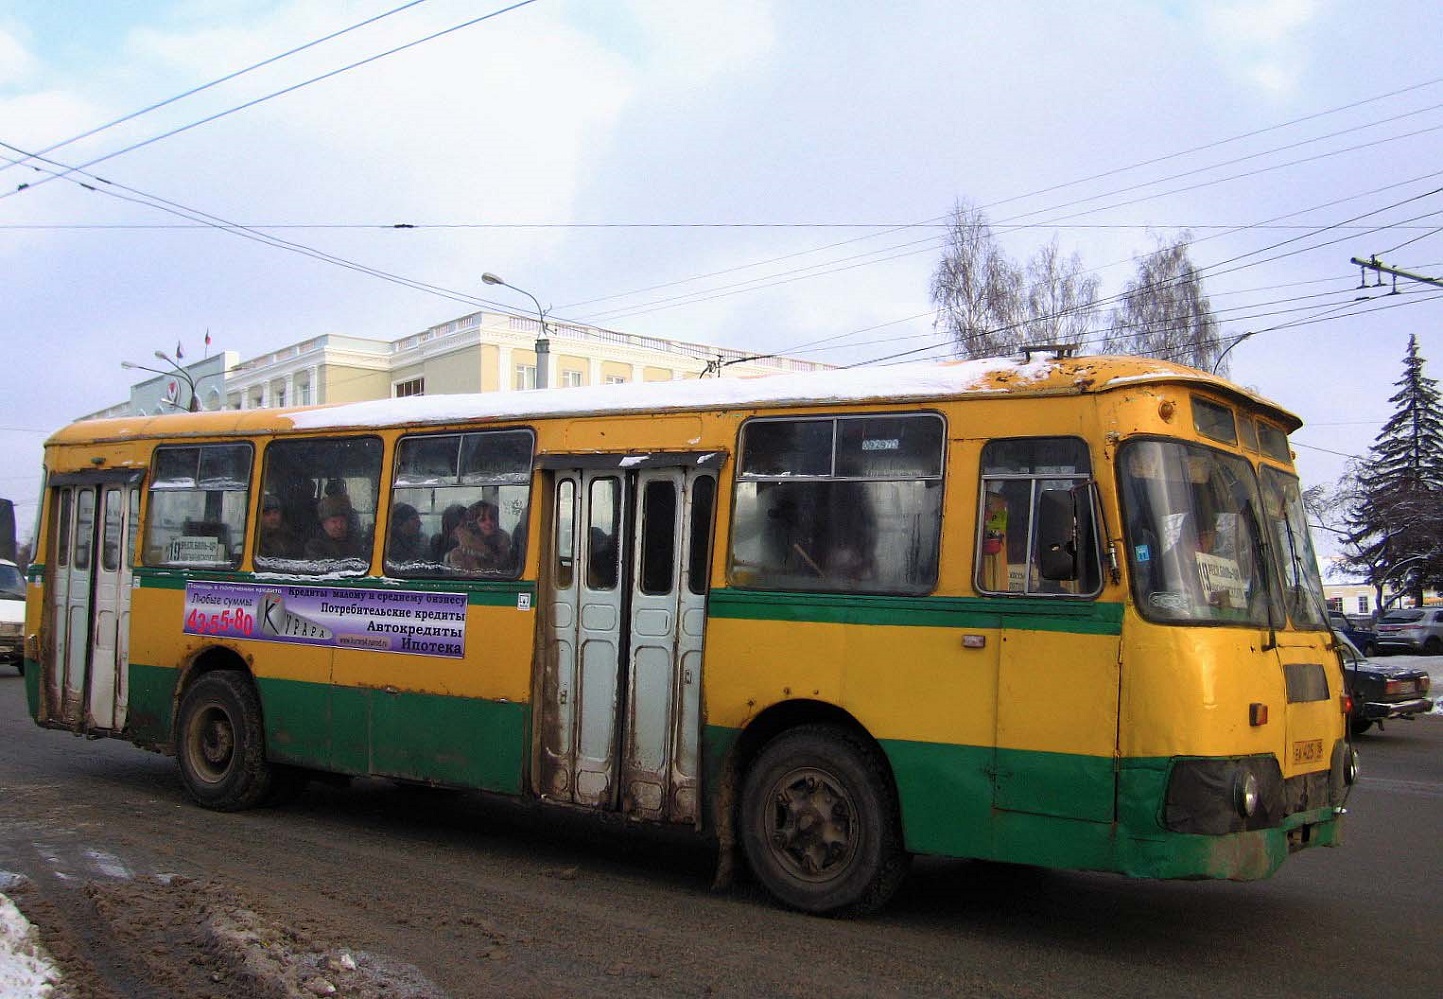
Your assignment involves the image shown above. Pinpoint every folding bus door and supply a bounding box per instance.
[537,458,718,826]
[44,472,142,733]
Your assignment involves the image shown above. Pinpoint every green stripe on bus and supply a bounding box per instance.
[132,567,533,607]
[706,588,1124,634]
[881,739,1338,878]
[126,663,527,794]
[705,725,1335,880]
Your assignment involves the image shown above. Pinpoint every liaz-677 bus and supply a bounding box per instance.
[22,353,1356,916]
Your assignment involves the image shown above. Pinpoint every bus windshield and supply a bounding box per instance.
[1120,439,1279,626]
[1259,466,1328,630]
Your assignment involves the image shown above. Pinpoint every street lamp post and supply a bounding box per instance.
[152,350,199,411]
[121,354,199,412]
[482,272,550,389]
[1212,330,1256,374]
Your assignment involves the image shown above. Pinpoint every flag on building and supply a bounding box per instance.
[175,340,184,359]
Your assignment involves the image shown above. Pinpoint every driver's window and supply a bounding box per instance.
[976,437,1100,598]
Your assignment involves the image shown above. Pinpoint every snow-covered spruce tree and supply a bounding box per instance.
[1341,334,1443,607]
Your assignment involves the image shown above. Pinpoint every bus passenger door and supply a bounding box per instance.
[538,462,717,825]
[622,468,714,824]
[45,478,140,733]
[86,484,138,731]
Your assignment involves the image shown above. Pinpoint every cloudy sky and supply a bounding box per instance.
[2,0,1441,555]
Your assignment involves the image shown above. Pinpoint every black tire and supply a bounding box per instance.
[1349,717,1374,736]
[1424,637,1442,655]
[175,671,276,811]
[740,725,910,917]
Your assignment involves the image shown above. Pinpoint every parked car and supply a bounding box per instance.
[0,559,24,675]
[1328,611,1378,656]
[1337,634,1434,735]
[1374,607,1443,655]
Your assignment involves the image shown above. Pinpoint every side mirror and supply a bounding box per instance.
[1038,489,1078,581]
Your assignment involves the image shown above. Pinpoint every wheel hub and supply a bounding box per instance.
[195,709,235,776]
[769,769,856,882]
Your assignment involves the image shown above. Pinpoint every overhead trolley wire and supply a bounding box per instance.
[0,141,549,325]
[0,0,433,179]
[564,79,1443,318]
[0,0,539,204]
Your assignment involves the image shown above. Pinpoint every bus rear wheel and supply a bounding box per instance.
[740,725,909,917]
[176,671,276,811]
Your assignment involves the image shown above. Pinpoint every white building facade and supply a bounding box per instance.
[88,310,831,420]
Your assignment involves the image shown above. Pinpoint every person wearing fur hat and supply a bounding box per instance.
[386,502,427,565]
[305,492,366,560]
[444,500,512,574]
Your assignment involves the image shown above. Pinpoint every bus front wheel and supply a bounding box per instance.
[176,671,275,811]
[740,725,909,917]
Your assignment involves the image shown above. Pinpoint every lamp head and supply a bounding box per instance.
[482,273,505,287]
[154,350,169,361]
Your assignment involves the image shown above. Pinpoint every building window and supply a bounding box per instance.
[515,365,536,390]
[298,382,311,406]
[1357,595,1370,615]
[394,377,424,398]
[605,375,627,385]
[275,386,286,408]
[561,370,584,388]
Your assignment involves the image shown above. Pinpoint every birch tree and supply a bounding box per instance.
[929,201,1024,359]
[1022,237,1099,347]
[1099,234,1223,371]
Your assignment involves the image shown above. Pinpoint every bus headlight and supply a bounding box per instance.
[1164,756,1283,834]
[1233,770,1260,818]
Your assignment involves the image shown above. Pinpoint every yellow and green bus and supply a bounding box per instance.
[23,353,1355,916]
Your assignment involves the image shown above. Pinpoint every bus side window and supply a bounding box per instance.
[729,414,944,595]
[976,437,1101,598]
[385,429,534,580]
[256,437,383,574]
[143,443,253,568]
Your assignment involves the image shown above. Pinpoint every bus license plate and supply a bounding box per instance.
[1292,739,1324,765]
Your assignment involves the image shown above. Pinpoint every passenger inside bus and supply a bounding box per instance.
[431,504,467,563]
[445,500,513,574]
[256,493,298,558]
[305,493,367,560]
[386,503,427,564]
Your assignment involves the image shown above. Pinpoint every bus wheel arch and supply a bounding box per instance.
[173,656,278,811]
[728,703,910,917]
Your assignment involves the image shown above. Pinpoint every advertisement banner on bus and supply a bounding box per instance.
[181,581,468,658]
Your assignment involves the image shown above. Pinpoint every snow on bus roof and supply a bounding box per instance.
[54,356,1296,446]
[284,355,1284,433]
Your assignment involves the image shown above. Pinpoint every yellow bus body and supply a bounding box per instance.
[24,355,1351,913]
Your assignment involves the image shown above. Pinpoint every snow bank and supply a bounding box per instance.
[0,893,59,997]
